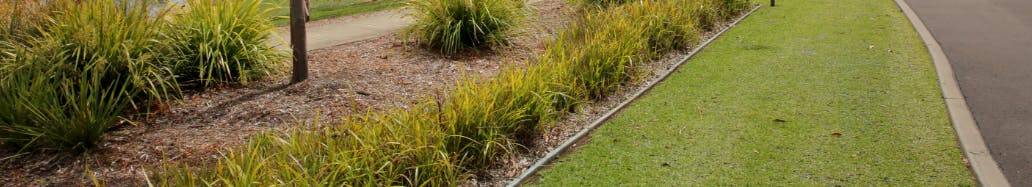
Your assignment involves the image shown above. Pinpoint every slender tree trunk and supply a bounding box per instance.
[290,0,308,83]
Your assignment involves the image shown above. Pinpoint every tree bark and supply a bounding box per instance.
[290,0,308,83]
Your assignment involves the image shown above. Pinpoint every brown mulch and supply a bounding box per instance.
[0,0,571,186]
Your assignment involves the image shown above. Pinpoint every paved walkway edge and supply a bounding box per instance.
[891,0,1010,186]
[504,6,761,187]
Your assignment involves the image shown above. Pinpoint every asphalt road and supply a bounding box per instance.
[902,0,1032,185]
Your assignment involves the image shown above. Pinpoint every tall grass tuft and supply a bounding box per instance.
[0,46,133,151]
[155,103,465,186]
[1,0,290,151]
[406,0,525,53]
[695,0,753,31]
[0,0,54,47]
[168,0,285,87]
[0,0,175,150]
[576,0,634,9]
[0,0,57,68]
[42,0,178,100]
[440,65,565,167]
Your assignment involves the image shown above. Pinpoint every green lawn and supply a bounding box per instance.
[262,0,403,26]
[530,0,975,185]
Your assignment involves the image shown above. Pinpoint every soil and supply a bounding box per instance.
[0,0,572,186]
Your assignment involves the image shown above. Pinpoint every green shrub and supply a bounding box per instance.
[0,46,133,151]
[0,0,292,151]
[406,0,525,53]
[0,0,175,150]
[42,0,178,99]
[168,0,284,87]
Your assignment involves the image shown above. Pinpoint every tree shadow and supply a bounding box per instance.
[199,81,298,119]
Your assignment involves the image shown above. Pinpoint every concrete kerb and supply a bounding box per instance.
[504,6,762,187]
[891,0,1010,186]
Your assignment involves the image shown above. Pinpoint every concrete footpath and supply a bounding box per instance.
[272,10,413,51]
[902,0,1032,186]
[269,0,549,51]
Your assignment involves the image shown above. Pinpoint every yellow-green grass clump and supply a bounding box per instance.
[168,0,285,87]
[0,0,283,151]
[157,0,751,185]
[406,0,526,53]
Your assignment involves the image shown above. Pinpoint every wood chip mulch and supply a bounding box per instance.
[0,0,571,186]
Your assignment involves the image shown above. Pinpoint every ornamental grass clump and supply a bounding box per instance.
[40,0,178,100]
[406,0,525,53]
[542,12,647,99]
[0,0,175,151]
[544,0,750,98]
[0,48,134,151]
[168,0,284,87]
[155,103,464,186]
[0,0,55,47]
[695,0,753,31]
[440,65,569,167]
[156,0,752,185]
[576,0,634,9]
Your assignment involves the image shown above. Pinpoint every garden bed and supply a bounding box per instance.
[0,0,571,185]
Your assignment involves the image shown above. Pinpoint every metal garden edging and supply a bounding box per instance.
[505,5,762,187]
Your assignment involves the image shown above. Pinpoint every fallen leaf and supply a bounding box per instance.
[832,132,843,137]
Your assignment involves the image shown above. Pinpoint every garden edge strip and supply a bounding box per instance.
[505,5,761,187]
[891,0,1010,186]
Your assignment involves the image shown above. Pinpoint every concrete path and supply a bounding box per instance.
[902,0,1032,186]
[272,10,413,51]
[270,0,551,51]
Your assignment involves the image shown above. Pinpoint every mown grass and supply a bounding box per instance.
[0,0,282,151]
[530,0,976,185]
[155,0,751,185]
[263,0,405,26]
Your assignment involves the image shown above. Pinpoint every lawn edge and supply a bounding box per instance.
[504,5,763,187]
[891,0,1010,186]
